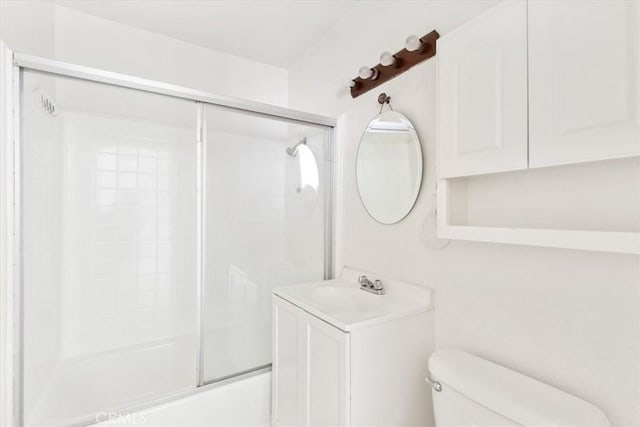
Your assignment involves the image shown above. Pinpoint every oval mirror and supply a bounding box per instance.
[356,111,423,224]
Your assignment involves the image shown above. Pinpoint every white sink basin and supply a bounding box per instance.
[310,285,384,313]
[273,277,431,332]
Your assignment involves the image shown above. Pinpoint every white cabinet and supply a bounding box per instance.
[436,0,640,254]
[272,297,303,427]
[272,296,349,427]
[437,1,528,178]
[272,293,433,427]
[438,0,640,176]
[528,0,640,167]
[306,311,349,427]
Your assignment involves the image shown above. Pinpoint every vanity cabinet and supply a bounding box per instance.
[528,0,640,167]
[272,283,433,427]
[437,1,528,178]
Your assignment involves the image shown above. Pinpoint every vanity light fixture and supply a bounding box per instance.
[349,30,439,98]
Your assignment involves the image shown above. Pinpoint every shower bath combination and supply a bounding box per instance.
[5,50,335,427]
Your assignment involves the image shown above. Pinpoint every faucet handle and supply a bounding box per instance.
[358,275,385,295]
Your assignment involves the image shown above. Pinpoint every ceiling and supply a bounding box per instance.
[56,0,359,68]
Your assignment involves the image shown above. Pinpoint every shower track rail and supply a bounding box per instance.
[4,48,337,427]
[12,52,336,127]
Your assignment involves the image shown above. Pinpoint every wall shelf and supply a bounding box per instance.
[439,225,640,254]
[437,179,640,255]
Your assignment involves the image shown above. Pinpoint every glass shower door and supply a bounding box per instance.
[19,64,333,426]
[202,105,331,383]
[21,71,199,426]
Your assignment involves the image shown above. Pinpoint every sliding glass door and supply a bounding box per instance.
[22,71,198,426]
[18,66,332,426]
[201,106,331,383]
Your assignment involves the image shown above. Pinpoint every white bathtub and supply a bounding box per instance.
[24,338,271,427]
[92,373,271,427]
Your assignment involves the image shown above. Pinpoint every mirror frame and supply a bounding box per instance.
[355,110,423,225]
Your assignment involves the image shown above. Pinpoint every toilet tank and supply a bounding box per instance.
[428,350,611,427]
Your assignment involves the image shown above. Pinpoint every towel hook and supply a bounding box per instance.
[378,92,393,114]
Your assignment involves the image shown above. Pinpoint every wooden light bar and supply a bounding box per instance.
[350,30,440,98]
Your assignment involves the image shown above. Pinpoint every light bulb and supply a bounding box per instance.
[345,79,356,88]
[358,66,378,80]
[380,51,395,66]
[405,34,422,52]
[358,66,374,79]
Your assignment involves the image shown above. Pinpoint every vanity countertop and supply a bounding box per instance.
[273,273,432,332]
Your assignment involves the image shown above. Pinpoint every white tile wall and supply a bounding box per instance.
[60,110,197,359]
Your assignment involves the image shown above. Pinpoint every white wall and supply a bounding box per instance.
[53,5,288,106]
[0,3,288,106]
[0,0,55,57]
[288,1,640,426]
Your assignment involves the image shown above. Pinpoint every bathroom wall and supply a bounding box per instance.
[0,1,55,57]
[0,3,288,105]
[52,5,288,106]
[287,1,640,425]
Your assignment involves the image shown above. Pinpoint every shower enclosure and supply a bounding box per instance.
[5,52,334,426]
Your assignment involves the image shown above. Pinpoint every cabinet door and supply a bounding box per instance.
[272,297,302,427]
[273,297,350,427]
[303,314,350,427]
[528,1,640,167]
[438,1,528,178]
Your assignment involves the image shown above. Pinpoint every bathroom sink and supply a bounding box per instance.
[273,275,431,332]
[310,285,384,313]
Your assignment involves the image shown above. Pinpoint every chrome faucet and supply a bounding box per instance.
[358,275,385,295]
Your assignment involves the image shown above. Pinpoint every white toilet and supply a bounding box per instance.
[428,350,611,427]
